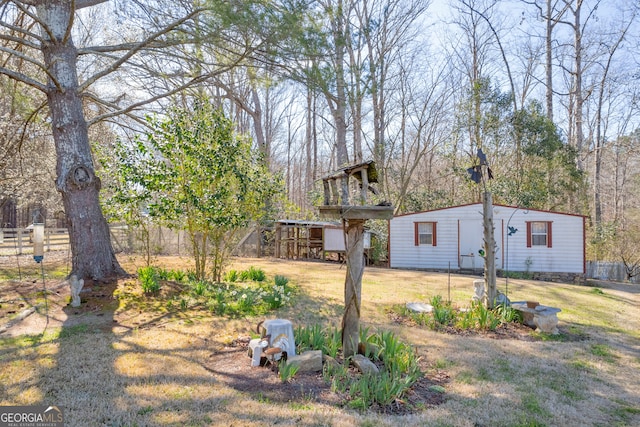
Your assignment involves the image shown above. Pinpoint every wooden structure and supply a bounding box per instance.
[317,161,393,357]
[318,160,394,221]
[274,220,328,260]
[274,220,373,261]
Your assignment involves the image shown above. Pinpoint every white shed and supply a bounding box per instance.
[389,203,586,275]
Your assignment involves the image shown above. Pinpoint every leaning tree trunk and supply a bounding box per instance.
[37,1,123,280]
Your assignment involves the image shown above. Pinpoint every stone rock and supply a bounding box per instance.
[69,274,84,308]
[358,341,381,359]
[323,354,342,371]
[285,350,323,373]
[352,354,379,375]
[511,302,561,334]
[533,311,560,334]
[495,291,510,306]
[405,302,433,313]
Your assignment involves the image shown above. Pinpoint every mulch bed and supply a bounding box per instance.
[202,338,449,415]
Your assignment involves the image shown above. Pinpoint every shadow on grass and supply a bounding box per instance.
[34,275,357,425]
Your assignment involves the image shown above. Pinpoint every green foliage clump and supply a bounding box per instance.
[296,324,423,410]
[278,360,299,383]
[400,295,522,332]
[261,275,292,310]
[132,265,293,317]
[225,269,239,282]
[239,266,266,282]
[191,267,293,317]
[138,266,160,294]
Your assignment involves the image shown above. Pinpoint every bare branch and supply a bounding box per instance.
[77,39,186,54]
[85,73,217,126]
[0,65,46,91]
[0,18,43,44]
[75,0,108,10]
[11,1,56,43]
[0,32,40,50]
[0,45,46,71]
[78,7,205,91]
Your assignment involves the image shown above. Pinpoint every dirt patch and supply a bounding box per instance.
[203,339,449,415]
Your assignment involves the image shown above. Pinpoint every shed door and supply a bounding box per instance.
[458,219,502,269]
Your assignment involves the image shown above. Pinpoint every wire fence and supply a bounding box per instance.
[0,224,260,258]
[2,225,637,284]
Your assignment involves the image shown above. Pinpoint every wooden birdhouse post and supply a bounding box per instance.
[318,161,393,358]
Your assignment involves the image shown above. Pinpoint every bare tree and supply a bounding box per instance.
[591,10,636,228]
[522,0,570,121]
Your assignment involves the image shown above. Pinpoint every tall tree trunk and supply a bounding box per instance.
[573,0,584,171]
[329,0,350,202]
[37,1,123,280]
[545,0,554,121]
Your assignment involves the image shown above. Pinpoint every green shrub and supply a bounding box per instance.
[400,296,521,333]
[496,304,521,323]
[260,275,292,310]
[133,269,295,317]
[295,324,327,353]
[170,269,186,282]
[138,266,160,294]
[247,266,266,282]
[225,270,238,282]
[155,268,170,281]
[191,280,208,297]
[323,326,342,358]
[430,295,457,327]
[238,269,251,281]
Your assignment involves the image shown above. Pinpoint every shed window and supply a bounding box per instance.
[414,222,437,246]
[526,221,552,248]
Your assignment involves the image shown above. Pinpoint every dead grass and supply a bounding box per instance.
[0,254,639,426]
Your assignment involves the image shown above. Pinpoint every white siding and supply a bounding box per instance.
[389,204,584,274]
[324,227,372,251]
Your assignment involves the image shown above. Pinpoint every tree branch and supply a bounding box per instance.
[75,0,109,10]
[0,18,43,44]
[11,1,56,43]
[0,32,41,50]
[78,8,205,91]
[0,44,47,72]
[0,65,46,92]
[85,73,215,126]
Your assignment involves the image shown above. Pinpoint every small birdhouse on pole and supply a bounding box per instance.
[318,160,393,358]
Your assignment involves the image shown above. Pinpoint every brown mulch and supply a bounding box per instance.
[202,339,449,415]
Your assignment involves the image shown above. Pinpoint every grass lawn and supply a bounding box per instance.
[1,253,639,426]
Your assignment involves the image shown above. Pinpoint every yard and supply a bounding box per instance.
[0,252,639,426]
